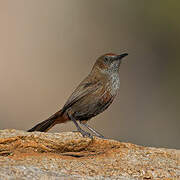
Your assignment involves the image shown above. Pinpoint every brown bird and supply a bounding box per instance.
[28,53,128,138]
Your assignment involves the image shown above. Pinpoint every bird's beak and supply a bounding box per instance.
[114,53,128,61]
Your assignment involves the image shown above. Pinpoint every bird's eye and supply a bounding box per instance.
[104,56,109,62]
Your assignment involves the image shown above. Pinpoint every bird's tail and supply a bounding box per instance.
[27,110,66,132]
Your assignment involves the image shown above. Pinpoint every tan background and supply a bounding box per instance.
[0,1,180,148]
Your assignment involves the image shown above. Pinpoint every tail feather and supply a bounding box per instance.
[27,110,65,132]
[27,118,56,132]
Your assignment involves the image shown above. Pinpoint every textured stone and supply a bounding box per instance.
[0,129,179,179]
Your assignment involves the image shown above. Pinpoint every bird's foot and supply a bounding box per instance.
[95,134,105,139]
[79,122,105,139]
[78,129,93,139]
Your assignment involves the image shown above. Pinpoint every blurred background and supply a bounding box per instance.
[0,1,180,149]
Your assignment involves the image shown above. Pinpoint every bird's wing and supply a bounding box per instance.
[61,76,102,113]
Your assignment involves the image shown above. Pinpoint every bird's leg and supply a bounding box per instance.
[80,122,105,139]
[68,113,93,139]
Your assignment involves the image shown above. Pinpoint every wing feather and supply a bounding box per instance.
[61,76,102,113]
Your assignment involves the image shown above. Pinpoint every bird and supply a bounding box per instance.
[28,52,128,138]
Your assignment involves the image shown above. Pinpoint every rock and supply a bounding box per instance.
[0,129,179,179]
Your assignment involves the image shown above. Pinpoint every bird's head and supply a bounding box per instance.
[93,53,128,73]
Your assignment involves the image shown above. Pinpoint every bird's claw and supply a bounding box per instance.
[78,129,93,139]
[96,134,105,139]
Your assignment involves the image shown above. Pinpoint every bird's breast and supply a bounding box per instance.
[108,73,120,95]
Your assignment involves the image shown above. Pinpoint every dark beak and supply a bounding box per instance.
[114,53,128,60]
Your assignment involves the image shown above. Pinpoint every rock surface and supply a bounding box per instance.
[0,129,179,179]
